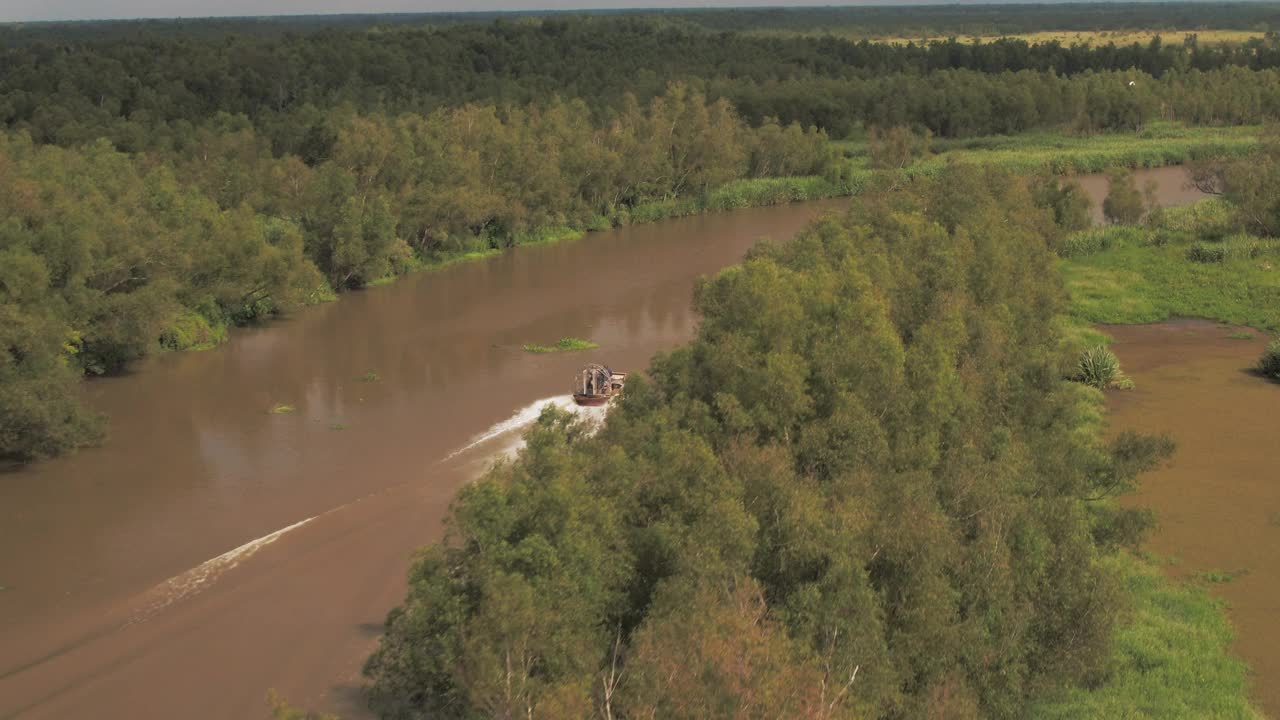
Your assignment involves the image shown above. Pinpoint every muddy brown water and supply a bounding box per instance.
[0,167,1206,719]
[1076,164,1208,224]
[1107,321,1280,718]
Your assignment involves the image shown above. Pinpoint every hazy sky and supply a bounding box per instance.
[3,0,956,24]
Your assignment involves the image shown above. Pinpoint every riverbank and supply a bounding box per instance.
[135,124,1257,371]
[1057,186,1279,714]
[375,123,1260,289]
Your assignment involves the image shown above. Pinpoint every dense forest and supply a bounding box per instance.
[362,166,1175,719]
[4,9,1280,464]
[6,18,1280,146]
[7,2,1280,44]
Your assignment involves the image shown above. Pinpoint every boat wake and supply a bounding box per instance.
[126,516,315,626]
[125,396,608,627]
[444,394,608,461]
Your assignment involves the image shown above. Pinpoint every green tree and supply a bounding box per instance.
[1102,167,1145,224]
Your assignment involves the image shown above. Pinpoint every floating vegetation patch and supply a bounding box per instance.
[268,404,296,415]
[360,371,381,382]
[1195,568,1250,585]
[522,337,599,353]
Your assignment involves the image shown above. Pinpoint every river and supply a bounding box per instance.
[0,166,1206,719]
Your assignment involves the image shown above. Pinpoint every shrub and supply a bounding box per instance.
[158,309,228,352]
[1078,345,1125,389]
[1259,339,1280,380]
[1186,242,1227,263]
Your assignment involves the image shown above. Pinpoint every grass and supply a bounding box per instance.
[1061,201,1280,333]
[1028,553,1263,719]
[918,123,1259,175]
[1228,332,1255,340]
[268,403,296,415]
[522,337,599,354]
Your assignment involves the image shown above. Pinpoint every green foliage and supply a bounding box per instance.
[157,309,228,352]
[522,338,600,354]
[1062,187,1280,332]
[1259,339,1280,379]
[359,371,381,382]
[1077,345,1124,389]
[1059,226,1145,258]
[267,404,296,415]
[916,123,1258,176]
[1063,228,1280,332]
[1032,174,1093,237]
[1104,167,1147,225]
[1026,553,1262,720]
[1186,241,1227,263]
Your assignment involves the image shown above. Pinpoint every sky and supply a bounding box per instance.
[0,0,970,24]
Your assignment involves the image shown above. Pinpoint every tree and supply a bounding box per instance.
[1031,173,1092,236]
[1102,167,1145,224]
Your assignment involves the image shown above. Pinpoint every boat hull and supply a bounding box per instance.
[573,393,611,407]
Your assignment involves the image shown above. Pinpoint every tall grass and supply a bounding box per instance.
[920,123,1258,175]
[1028,554,1263,719]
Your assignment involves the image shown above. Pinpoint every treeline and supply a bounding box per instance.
[664,3,1280,36]
[6,18,1280,149]
[0,86,829,462]
[7,3,1280,45]
[364,165,1172,719]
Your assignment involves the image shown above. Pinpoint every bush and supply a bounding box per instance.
[1103,167,1145,225]
[1186,242,1227,263]
[1259,340,1280,379]
[157,309,228,352]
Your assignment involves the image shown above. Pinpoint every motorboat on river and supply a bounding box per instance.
[573,363,626,406]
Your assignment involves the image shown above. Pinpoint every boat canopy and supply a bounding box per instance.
[575,363,613,397]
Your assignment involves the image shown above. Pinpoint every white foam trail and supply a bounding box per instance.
[127,515,315,625]
[445,395,598,460]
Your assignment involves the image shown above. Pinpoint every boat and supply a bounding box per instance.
[573,363,626,406]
